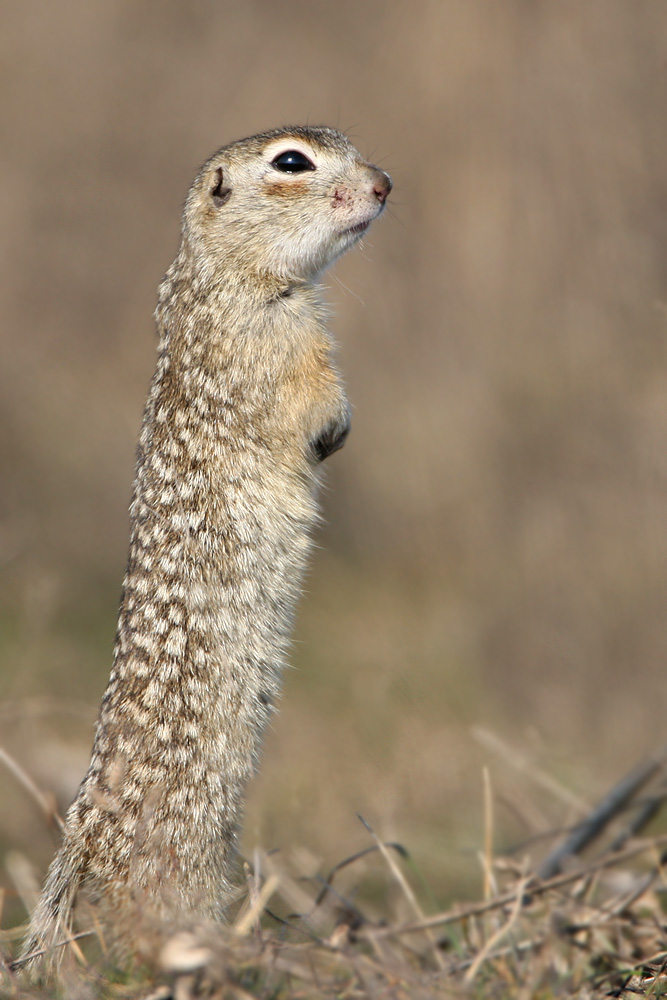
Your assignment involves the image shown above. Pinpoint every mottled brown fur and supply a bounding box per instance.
[22,125,390,968]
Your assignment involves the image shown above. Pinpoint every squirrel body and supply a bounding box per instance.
[23,125,390,965]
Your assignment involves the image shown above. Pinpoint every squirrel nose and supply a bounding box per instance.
[370,168,392,205]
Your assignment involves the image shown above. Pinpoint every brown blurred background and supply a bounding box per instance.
[2,0,667,917]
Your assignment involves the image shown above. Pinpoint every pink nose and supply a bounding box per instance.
[370,168,392,205]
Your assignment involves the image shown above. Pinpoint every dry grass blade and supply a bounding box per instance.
[450,935,547,975]
[482,765,497,901]
[258,850,329,934]
[357,813,446,971]
[9,930,93,970]
[0,745,63,830]
[472,727,589,815]
[233,873,280,936]
[5,851,39,920]
[463,875,530,983]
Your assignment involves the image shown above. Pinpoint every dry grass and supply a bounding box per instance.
[3,750,667,999]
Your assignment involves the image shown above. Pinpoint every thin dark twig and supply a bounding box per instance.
[538,745,667,879]
[446,935,547,974]
[310,874,367,928]
[504,791,667,859]
[369,833,667,941]
[313,841,408,908]
[9,930,93,970]
[609,784,667,853]
[263,909,323,945]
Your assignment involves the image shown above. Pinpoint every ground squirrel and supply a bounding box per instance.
[22,126,391,965]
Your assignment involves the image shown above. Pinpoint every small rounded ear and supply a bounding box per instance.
[210,166,231,207]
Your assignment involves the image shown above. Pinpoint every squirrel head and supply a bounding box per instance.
[181,126,391,288]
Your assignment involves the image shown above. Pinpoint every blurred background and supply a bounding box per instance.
[2,0,667,920]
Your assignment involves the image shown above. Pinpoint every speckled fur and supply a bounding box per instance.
[23,126,390,966]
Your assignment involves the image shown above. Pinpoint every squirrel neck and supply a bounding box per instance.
[167,236,322,306]
[155,250,331,370]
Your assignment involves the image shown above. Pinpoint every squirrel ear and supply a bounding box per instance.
[210,167,231,207]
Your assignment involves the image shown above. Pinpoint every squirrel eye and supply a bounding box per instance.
[271,150,315,173]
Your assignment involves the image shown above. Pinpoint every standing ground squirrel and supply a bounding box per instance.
[22,126,391,965]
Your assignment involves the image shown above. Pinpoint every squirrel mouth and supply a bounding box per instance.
[343,220,371,237]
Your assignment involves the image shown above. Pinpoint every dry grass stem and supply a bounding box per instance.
[482,765,496,901]
[463,874,530,983]
[0,746,63,831]
[233,874,281,937]
[371,832,667,940]
[472,728,589,816]
[356,814,446,971]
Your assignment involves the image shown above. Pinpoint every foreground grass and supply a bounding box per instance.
[3,821,667,999]
[3,736,667,998]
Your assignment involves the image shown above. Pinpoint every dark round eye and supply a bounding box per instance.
[271,150,315,173]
